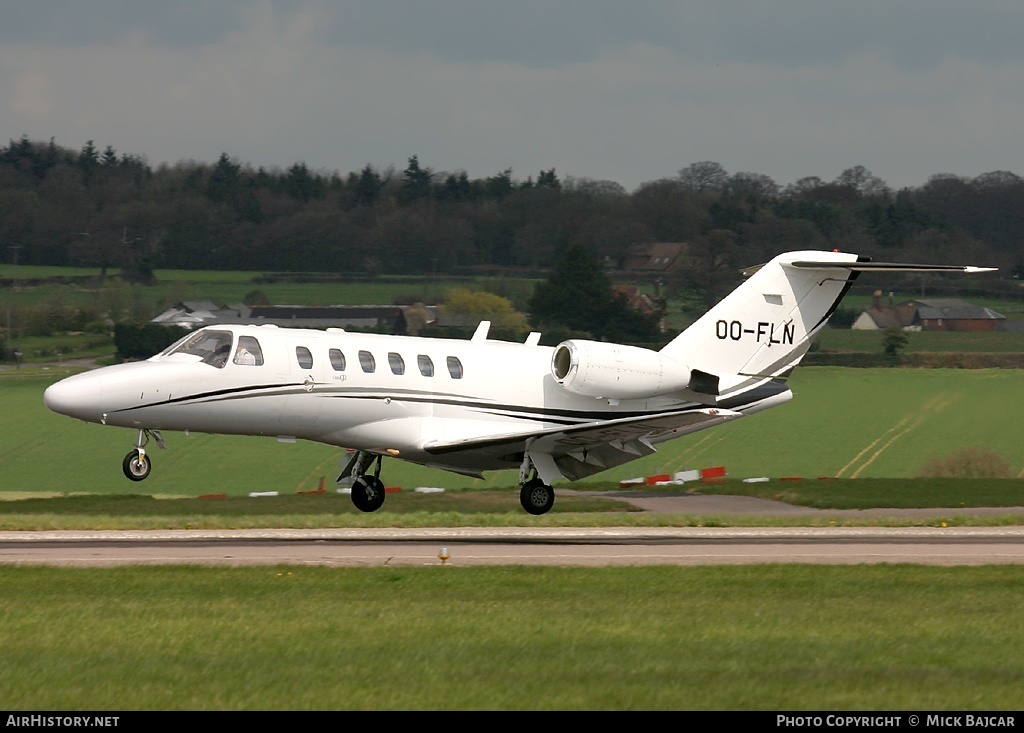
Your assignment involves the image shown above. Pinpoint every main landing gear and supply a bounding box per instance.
[122,429,165,482]
[518,453,555,515]
[343,451,387,513]
[519,473,555,515]
[338,450,557,515]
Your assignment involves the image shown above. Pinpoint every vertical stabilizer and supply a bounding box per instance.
[661,250,994,399]
[661,250,864,398]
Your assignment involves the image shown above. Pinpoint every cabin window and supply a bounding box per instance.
[417,355,434,377]
[234,336,264,366]
[295,346,313,370]
[388,352,405,375]
[329,348,346,371]
[446,356,464,379]
[358,350,376,373]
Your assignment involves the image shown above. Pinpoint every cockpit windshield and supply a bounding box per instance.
[162,329,234,368]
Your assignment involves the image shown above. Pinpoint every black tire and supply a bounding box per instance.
[351,475,386,512]
[520,478,555,515]
[122,450,151,481]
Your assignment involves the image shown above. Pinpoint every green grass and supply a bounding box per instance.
[2,479,1024,531]
[8,332,115,363]
[662,367,1024,481]
[697,477,1024,509]
[1,565,1022,710]
[0,490,645,530]
[815,328,1024,353]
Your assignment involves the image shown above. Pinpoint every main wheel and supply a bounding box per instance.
[351,475,386,512]
[520,478,555,515]
[122,449,151,481]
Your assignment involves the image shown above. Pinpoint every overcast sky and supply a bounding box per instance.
[3,1,1023,192]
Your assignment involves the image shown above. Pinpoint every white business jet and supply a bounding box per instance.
[43,250,994,514]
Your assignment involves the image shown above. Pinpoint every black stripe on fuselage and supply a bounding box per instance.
[106,378,790,425]
[105,382,297,414]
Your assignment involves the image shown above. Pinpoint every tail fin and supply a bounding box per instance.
[661,250,994,400]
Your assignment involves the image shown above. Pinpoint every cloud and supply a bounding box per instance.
[1,1,1022,191]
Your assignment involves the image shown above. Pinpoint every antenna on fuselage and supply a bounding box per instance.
[471,321,491,342]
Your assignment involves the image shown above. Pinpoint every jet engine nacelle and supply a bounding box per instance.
[551,340,692,399]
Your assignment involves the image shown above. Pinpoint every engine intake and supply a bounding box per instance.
[551,340,692,399]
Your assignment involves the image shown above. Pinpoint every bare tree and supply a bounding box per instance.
[678,161,728,192]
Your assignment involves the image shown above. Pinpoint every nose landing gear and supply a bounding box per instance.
[122,429,165,482]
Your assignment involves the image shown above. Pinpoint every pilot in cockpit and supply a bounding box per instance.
[210,342,231,368]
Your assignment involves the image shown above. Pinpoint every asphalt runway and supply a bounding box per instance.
[3,493,1024,567]
[3,526,1024,567]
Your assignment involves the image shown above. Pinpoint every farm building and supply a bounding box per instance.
[622,242,685,273]
[150,300,247,329]
[150,302,435,334]
[852,294,1006,332]
[612,284,668,332]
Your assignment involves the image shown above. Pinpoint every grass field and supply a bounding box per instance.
[5,366,1024,501]
[2,564,1023,710]
[815,328,1024,353]
[2,480,1024,530]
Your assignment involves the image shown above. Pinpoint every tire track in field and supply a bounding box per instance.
[835,393,961,478]
[669,432,727,471]
[294,454,344,493]
[157,432,220,472]
[628,431,724,482]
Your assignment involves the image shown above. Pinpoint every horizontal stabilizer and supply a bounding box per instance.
[789,260,996,274]
[741,259,997,277]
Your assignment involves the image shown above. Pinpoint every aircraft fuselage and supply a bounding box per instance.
[44,324,770,477]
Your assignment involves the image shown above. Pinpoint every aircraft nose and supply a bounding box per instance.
[43,376,101,422]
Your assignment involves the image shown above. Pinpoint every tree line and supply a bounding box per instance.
[2,136,1022,302]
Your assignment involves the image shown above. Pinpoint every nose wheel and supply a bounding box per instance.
[122,449,152,481]
[121,429,165,481]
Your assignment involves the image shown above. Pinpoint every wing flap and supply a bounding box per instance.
[423,406,743,480]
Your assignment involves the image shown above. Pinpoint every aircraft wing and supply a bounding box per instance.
[423,406,743,481]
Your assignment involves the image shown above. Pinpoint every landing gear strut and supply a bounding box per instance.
[344,451,387,513]
[122,429,165,482]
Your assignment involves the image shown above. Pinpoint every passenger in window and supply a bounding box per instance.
[234,344,257,365]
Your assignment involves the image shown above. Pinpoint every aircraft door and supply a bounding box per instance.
[416,352,444,442]
[278,340,325,438]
